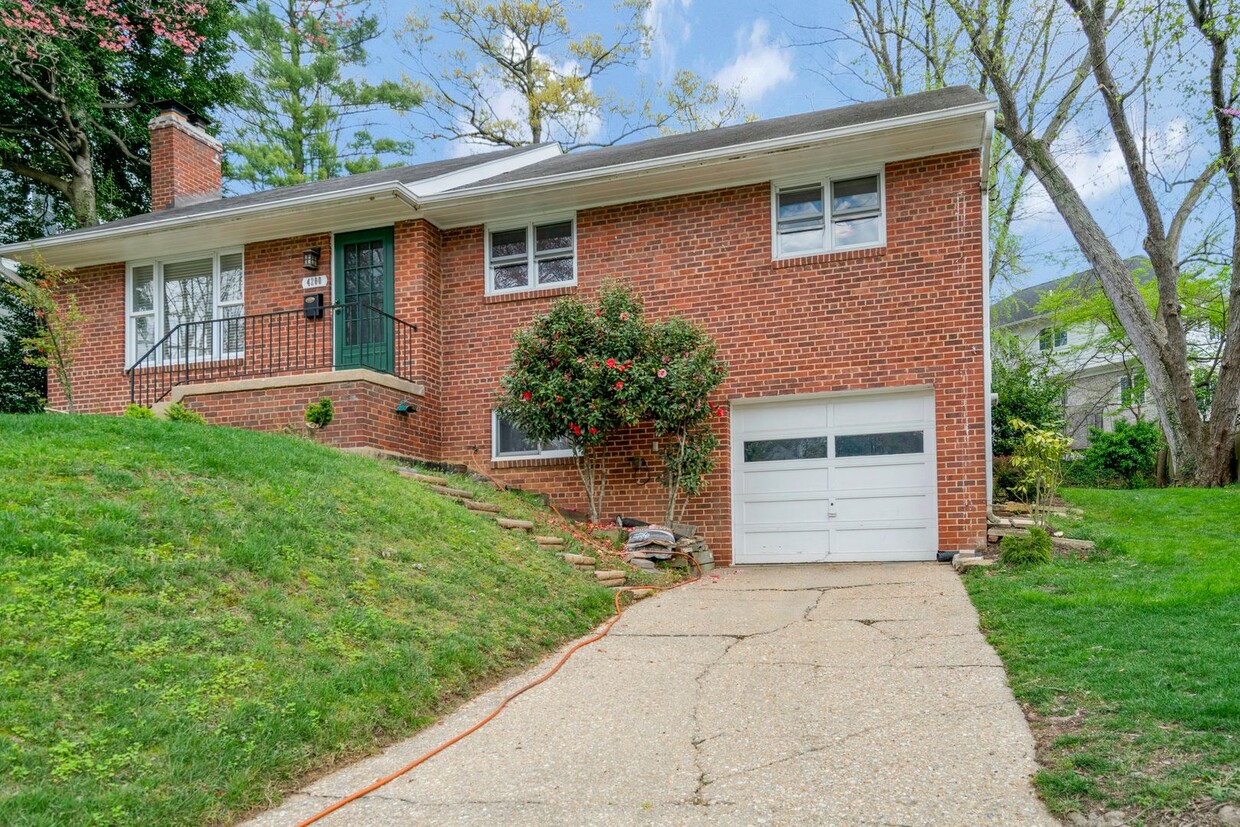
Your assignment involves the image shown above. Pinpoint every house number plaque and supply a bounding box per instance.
[301,275,328,289]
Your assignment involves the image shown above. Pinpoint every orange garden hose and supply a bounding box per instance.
[292,459,702,827]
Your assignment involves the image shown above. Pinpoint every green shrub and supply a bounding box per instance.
[1000,527,1053,566]
[164,402,207,425]
[0,281,46,413]
[305,397,335,430]
[993,455,1026,501]
[124,403,156,419]
[1084,419,1161,488]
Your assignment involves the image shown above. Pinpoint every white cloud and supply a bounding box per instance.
[1018,118,1192,225]
[644,0,693,80]
[713,19,794,105]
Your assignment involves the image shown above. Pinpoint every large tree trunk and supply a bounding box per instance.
[952,0,1237,485]
[65,148,98,228]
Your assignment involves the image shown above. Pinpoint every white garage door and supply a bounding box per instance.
[731,389,938,563]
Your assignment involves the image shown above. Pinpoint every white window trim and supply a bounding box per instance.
[1118,374,1146,405]
[483,215,577,297]
[771,170,886,260]
[125,247,245,369]
[491,410,575,461]
[1038,326,1068,352]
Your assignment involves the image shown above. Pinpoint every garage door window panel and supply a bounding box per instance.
[743,436,830,463]
[835,430,924,458]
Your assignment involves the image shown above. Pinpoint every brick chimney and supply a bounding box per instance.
[148,100,223,212]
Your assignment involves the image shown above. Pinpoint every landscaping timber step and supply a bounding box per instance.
[397,469,450,486]
[1053,537,1096,551]
[496,518,535,531]
[535,535,565,546]
[463,500,503,513]
[561,553,596,566]
[425,484,474,499]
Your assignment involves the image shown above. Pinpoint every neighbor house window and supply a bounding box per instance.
[774,173,884,258]
[486,218,576,295]
[1038,326,1067,352]
[491,411,574,460]
[127,250,244,367]
[1119,373,1147,406]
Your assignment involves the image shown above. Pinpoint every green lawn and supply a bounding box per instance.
[0,414,621,826]
[966,487,1240,822]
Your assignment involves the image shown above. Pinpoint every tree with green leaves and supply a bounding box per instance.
[228,0,422,189]
[0,0,239,234]
[401,0,747,152]
[0,273,45,413]
[991,330,1067,456]
[1034,262,1230,424]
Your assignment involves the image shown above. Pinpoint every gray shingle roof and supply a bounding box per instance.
[453,86,990,191]
[23,85,989,246]
[35,144,549,243]
[992,257,1152,325]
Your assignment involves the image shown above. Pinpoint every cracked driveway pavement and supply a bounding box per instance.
[245,563,1057,826]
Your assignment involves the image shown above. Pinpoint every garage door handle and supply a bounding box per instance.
[828,499,837,518]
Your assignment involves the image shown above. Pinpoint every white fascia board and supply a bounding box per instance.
[421,100,998,206]
[408,143,563,197]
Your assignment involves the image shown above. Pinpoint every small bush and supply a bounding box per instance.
[165,402,207,425]
[1083,419,1161,488]
[993,455,1025,501]
[1000,527,1053,567]
[124,403,156,419]
[305,397,335,430]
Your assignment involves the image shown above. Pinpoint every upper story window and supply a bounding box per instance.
[1038,326,1068,352]
[127,250,244,367]
[1119,373,1147,406]
[773,173,884,259]
[486,218,576,295]
[492,411,574,460]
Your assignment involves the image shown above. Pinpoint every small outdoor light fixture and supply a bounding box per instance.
[395,399,418,414]
[302,247,321,270]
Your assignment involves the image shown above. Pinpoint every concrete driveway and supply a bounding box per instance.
[246,563,1056,826]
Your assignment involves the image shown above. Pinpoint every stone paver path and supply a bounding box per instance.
[246,563,1057,826]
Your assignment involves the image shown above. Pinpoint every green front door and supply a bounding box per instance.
[334,228,395,373]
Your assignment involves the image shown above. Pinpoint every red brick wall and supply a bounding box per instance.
[437,150,988,563]
[47,263,128,413]
[177,378,429,458]
[394,220,443,462]
[149,116,222,212]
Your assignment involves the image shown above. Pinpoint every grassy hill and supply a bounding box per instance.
[0,414,617,826]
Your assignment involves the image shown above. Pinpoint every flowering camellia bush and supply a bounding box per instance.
[498,282,728,524]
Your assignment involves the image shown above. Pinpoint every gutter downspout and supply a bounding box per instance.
[980,110,997,524]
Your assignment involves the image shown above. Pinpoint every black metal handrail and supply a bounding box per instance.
[127,303,417,407]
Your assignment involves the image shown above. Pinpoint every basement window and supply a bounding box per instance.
[491,411,574,460]
[126,250,244,368]
[486,217,576,296]
[773,172,884,259]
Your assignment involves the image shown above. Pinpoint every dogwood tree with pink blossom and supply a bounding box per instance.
[0,0,237,231]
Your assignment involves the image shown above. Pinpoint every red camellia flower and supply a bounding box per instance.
[588,427,598,434]
[555,395,563,402]
[657,368,668,378]
[619,312,629,321]
[615,381,624,390]
[570,423,582,435]
[716,406,726,417]
[521,391,532,401]
[605,358,617,369]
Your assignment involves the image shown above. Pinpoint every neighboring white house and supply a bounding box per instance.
[0,257,20,346]
[992,257,1159,447]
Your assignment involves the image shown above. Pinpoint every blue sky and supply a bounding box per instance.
[345,0,1182,298]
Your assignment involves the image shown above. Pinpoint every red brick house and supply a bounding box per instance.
[1,88,997,566]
